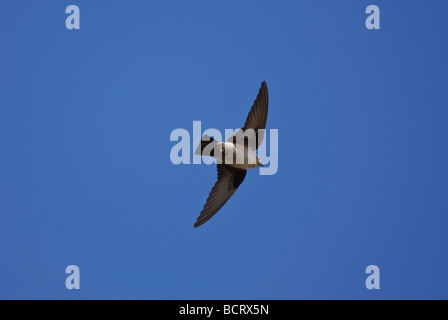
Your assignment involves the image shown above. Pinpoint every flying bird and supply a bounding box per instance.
[194,81,269,227]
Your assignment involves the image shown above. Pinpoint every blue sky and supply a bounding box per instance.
[1,0,448,299]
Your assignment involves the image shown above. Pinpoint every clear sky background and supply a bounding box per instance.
[1,0,447,300]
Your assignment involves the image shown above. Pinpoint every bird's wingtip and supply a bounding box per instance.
[261,81,268,90]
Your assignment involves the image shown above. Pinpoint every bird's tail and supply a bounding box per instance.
[195,134,218,157]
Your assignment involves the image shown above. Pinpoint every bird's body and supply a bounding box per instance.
[194,81,269,228]
[216,141,260,170]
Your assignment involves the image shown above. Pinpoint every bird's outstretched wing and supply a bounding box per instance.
[228,81,269,150]
[194,164,247,228]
